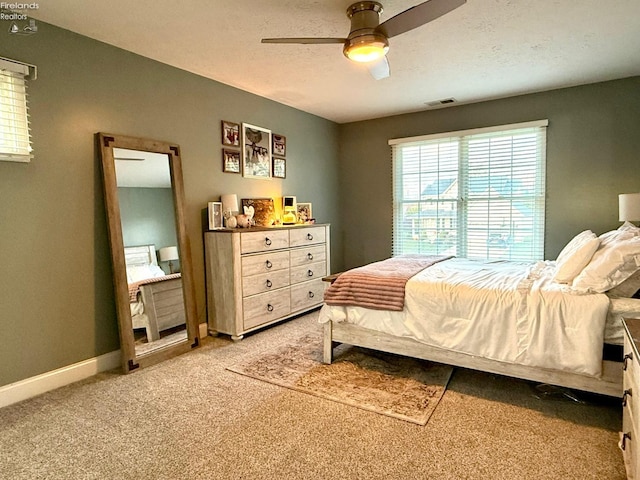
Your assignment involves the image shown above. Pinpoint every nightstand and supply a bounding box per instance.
[622,318,640,478]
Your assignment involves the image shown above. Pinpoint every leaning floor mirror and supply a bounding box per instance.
[99,133,199,373]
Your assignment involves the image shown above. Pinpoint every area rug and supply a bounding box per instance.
[227,334,453,425]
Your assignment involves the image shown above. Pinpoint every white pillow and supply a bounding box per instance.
[554,230,600,284]
[572,229,640,293]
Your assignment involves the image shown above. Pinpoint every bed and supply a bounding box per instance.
[125,245,186,342]
[320,224,640,398]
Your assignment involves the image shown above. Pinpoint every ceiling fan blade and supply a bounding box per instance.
[368,56,390,80]
[376,0,466,38]
[262,38,346,45]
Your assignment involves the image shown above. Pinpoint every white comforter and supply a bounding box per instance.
[319,258,611,377]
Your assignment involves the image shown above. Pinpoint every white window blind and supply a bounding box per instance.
[0,57,35,163]
[391,120,547,261]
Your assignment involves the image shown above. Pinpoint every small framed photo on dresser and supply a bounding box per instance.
[208,202,224,229]
[296,202,312,223]
[272,157,286,178]
[272,134,286,157]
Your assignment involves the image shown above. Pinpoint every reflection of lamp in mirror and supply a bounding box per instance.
[619,193,640,226]
[283,196,297,225]
[221,193,239,227]
[159,246,179,274]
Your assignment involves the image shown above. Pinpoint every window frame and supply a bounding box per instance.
[390,120,548,261]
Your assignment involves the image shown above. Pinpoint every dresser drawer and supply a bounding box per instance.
[290,261,326,285]
[242,269,290,297]
[290,245,326,267]
[243,290,291,329]
[624,335,640,424]
[242,250,290,277]
[290,226,326,247]
[290,279,325,312]
[241,230,289,254]
[622,404,638,479]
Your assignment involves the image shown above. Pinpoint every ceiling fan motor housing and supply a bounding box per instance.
[346,1,383,38]
[344,1,389,62]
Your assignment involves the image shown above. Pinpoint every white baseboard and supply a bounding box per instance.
[1,325,208,409]
[0,349,121,409]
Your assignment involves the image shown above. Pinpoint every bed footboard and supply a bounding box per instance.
[323,320,623,398]
[323,321,334,364]
[139,278,186,341]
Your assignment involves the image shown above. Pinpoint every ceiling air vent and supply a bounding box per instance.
[425,98,457,108]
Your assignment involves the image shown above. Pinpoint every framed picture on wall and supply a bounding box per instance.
[222,148,241,173]
[272,134,286,157]
[208,201,224,229]
[272,157,286,178]
[221,120,240,147]
[242,123,272,179]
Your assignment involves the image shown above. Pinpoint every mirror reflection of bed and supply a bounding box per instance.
[125,245,187,355]
[114,147,187,358]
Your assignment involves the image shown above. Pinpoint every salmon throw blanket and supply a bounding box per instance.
[324,255,452,311]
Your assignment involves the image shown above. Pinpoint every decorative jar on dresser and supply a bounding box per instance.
[204,224,330,340]
[622,317,640,478]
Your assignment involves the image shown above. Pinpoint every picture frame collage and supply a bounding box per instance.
[221,120,286,179]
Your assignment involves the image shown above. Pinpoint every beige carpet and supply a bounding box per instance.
[0,312,626,479]
[227,333,453,425]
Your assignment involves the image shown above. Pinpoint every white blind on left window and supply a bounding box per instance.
[0,58,33,163]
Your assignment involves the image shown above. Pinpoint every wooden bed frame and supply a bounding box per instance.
[323,320,623,398]
[125,245,186,342]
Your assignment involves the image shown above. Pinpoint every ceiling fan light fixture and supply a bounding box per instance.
[343,34,389,63]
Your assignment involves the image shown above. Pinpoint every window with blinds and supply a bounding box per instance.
[0,57,34,163]
[390,120,547,262]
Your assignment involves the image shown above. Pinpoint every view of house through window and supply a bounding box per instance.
[391,121,548,262]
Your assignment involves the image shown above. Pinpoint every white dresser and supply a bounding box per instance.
[622,318,640,478]
[204,224,330,340]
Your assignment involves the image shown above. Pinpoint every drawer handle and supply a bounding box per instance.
[265,260,273,269]
[265,237,272,246]
[307,253,314,260]
[623,388,632,407]
[266,279,272,288]
[624,352,633,370]
[308,291,314,299]
[307,269,314,277]
[267,304,274,312]
[307,233,313,240]
[622,432,632,451]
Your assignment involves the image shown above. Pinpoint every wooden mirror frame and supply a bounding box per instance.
[98,133,199,373]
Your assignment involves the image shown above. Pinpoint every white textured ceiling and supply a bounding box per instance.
[31,0,640,123]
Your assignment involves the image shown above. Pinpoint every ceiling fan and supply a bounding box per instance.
[262,0,466,80]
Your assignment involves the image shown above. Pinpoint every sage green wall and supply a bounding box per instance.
[118,187,176,252]
[338,77,640,270]
[0,23,341,386]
